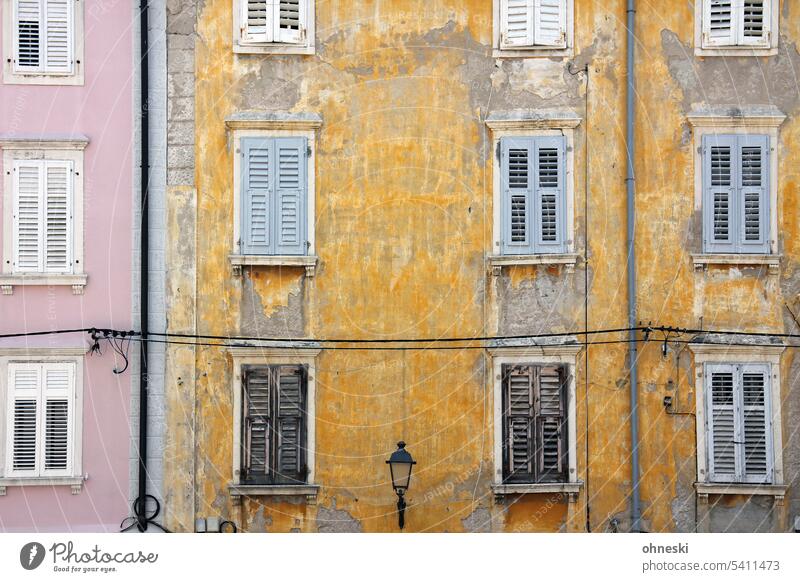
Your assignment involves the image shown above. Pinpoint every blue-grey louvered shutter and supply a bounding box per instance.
[534,136,567,253]
[274,137,307,256]
[702,134,737,253]
[501,137,534,255]
[737,135,769,254]
[241,137,273,255]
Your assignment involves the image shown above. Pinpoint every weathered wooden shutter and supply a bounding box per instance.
[706,365,737,482]
[275,0,303,44]
[12,161,44,273]
[740,364,772,483]
[500,0,534,48]
[500,137,534,255]
[275,366,306,483]
[241,137,273,255]
[739,0,769,47]
[241,366,272,483]
[42,363,72,474]
[502,365,535,482]
[44,0,72,73]
[703,0,736,47]
[242,0,272,43]
[737,135,769,253]
[7,364,41,476]
[274,137,307,255]
[703,134,737,253]
[44,161,72,272]
[534,0,566,47]
[534,136,567,252]
[14,0,42,70]
[535,365,567,482]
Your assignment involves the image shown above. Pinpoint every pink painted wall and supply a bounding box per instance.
[0,1,134,532]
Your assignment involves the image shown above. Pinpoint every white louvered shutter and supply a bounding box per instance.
[503,365,535,481]
[501,137,534,255]
[703,0,736,47]
[706,365,737,482]
[242,0,272,43]
[500,0,534,48]
[534,136,567,252]
[737,135,769,253]
[241,138,273,254]
[702,135,736,253]
[739,0,769,47]
[6,364,41,477]
[44,161,72,272]
[14,0,42,71]
[275,0,304,44]
[41,363,73,475]
[740,364,772,483]
[43,0,72,73]
[274,137,306,255]
[535,365,567,482]
[12,161,44,273]
[534,0,566,47]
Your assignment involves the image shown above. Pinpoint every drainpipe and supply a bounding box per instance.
[136,0,150,532]
[626,0,641,533]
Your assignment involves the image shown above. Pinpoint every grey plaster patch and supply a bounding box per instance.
[496,270,580,335]
[461,506,492,532]
[316,498,363,533]
[671,479,696,533]
[708,497,776,533]
[240,275,305,338]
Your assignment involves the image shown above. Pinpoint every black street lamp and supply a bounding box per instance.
[386,441,416,530]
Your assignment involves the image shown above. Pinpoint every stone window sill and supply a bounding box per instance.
[492,481,583,503]
[488,253,578,276]
[0,476,84,495]
[695,483,787,505]
[691,254,780,275]
[228,483,319,505]
[229,254,318,277]
[695,47,778,58]
[233,42,315,56]
[493,47,572,59]
[0,273,87,295]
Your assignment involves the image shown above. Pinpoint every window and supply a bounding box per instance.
[500,136,567,255]
[1,138,86,294]
[502,364,567,483]
[0,351,84,493]
[241,364,308,485]
[702,134,769,254]
[696,0,777,55]
[233,0,315,55]
[494,0,573,57]
[3,0,83,84]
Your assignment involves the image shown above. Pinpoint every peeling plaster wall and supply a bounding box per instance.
[160,0,799,532]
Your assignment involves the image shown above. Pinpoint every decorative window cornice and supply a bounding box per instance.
[224,112,323,131]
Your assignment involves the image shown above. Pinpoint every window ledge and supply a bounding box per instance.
[0,273,87,295]
[691,254,780,274]
[492,481,583,503]
[229,255,318,277]
[695,483,787,505]
[233,42,315,56]
[493,47,572,59]
[695,47,778,58]
[488,253,578,276]
[228,483,319,505]
[0,477,84,495]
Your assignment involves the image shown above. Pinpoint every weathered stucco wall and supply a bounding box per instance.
[162,0,799,532]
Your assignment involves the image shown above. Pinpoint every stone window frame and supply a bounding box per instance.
[492,0,574,59]
[689,342,787,505]
[687,111,784,274]
[227,345,321,505]
[0,348,85,496]
[0,136,88,295]
[2,0,85,86]
[488,342,583,502]
[485,111,581,275]
[232,0,316,56]
[694,0,779,57]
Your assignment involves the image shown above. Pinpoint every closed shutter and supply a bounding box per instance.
[242,0,272,43]
[535,365,567,482]
[274,137,307,255]
[42,363,73,475]
[501,137,534,255]
[739,0,769,47]
[737,135,769,253]
[534,136,567,252]
[275,0,303,44]
[500,0,534,48]
[7,364,41,476]
[740,364,772,483]
[534,0,566,47]
[43,0,72,73]
[12,161,44,272]
[703,0,736,47]
[706,365,737,482]
[275,366,306,483]
[502,365,535,482]
[14,0,42,70]
[241,366,272,483]
[241,137,273,255]
[44,161,72,272]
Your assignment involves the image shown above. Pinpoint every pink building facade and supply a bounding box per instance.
[0,0,134,531]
